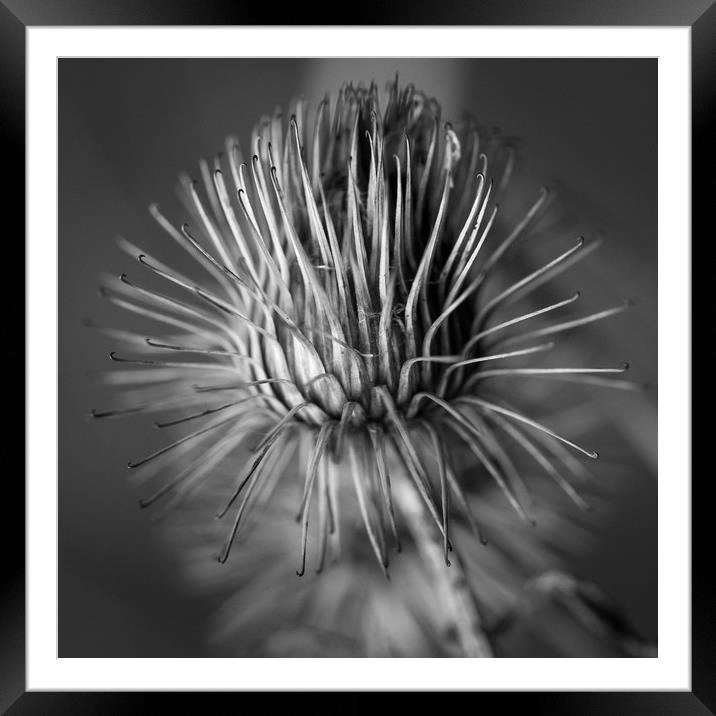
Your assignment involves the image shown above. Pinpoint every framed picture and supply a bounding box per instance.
[11,0,704,711]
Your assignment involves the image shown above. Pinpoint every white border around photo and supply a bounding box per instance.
[27,25,689,690]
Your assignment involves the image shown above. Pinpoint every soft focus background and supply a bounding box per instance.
[59,58,657,655]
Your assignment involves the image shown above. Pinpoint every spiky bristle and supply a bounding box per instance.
[93,79,633,577]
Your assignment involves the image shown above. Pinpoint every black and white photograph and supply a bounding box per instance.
[8,6,704,707]
[0,0,704,704]
[59,57,659,659]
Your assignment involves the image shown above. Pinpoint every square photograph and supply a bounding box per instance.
[58,57,657,658]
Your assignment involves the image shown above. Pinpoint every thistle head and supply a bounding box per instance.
[95,78,633,588]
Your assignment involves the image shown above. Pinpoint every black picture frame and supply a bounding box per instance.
[7,1,705,712]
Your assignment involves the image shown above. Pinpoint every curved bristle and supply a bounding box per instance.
[94,80,631,590]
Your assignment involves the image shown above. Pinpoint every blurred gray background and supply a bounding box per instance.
[59,58,657,656]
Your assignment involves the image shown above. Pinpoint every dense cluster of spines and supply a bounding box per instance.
[93,79,633,577]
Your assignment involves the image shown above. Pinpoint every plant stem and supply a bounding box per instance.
[395,479,494,657]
